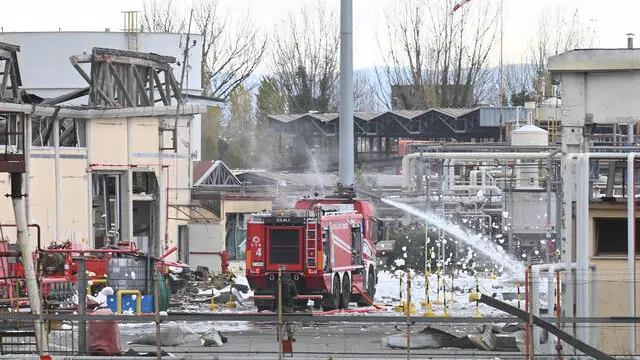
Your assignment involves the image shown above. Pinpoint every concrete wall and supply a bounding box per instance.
[0,147,89,248]
[549,49,640,153]
[588,204,640,355]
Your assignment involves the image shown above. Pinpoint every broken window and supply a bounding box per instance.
[132,171,158,195]
[132,171,158,254]
[178,225,189,264]
[594,217,640,255]
[351,226,363,265]
[92,173,122,249]
[31,117,86,147]
[225,213,248,261]
[0,113,24,150]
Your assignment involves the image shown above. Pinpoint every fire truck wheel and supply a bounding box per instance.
[321,275,341,311]
[357,270,377,307]
[366,268,376,300]
[256,301,272,312]
[340,274,351,309]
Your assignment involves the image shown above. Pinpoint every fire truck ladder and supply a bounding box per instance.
[305,219,317,269]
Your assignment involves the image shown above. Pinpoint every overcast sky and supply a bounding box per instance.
[1,0,637,70]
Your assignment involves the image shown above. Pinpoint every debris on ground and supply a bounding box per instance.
[200,328,227,347]
[169,271,252,311]
[123,348,178,357]
[128,325,186,347]
[381,325,520,352]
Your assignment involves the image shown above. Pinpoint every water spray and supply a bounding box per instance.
[380,198,525,275]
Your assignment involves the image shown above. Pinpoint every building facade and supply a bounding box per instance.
[0,40,212,261]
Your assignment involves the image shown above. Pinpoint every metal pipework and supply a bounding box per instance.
[402,152,561,189]
[628,153,636,354]
[563,152,640,351]
[531,263,598,355]
[338,0,354,188]
[575,154,590,346]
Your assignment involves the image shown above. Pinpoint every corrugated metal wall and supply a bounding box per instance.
[479,107,534,127]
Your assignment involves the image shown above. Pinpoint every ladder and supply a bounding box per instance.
[305,220,317,268]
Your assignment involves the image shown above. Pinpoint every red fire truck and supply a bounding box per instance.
[246,198,381,311]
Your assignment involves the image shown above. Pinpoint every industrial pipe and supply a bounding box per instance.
[338,0,354,188]
[628,153,636,354]
[575,154,590,346]
[531,262,599,355]
[403,151,640,190]
[402,152,561,189]
[54,117,61,244]
[562,154,575,342]
[569,152,640,350]
[451,185,502,195]
[9,174,48,355]
[161,246,177,259]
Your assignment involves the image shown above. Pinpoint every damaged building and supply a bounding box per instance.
[0,37,220,260]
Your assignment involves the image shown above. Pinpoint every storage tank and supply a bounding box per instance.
[511,124,548,188]
[107,257,149,293]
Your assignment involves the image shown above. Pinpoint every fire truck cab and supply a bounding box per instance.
[246,198,379,311]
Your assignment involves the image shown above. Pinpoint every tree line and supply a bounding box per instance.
[142,0,594,169]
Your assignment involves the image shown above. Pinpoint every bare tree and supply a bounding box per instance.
[529,5,595,100]
[141,0,185,33]
[374,0,499,109]
[142,0,267,100]
[270,4,340,113]
[502,59,534,105]
[354,70,380,112]
[221,85,255,168]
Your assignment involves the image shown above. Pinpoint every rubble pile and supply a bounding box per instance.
[168,266,251,311]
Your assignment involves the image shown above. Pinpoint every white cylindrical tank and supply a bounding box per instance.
[511,124,549,147]
[511,125,548,188]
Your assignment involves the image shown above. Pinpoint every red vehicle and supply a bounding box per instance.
[246,198,381,311]
[0,235,188,308]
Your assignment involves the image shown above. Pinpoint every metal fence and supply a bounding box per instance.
[0,312,639,359]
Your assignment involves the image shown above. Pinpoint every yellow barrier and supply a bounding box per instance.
[439,278,451,317]
[87,278,107,295]
[421,271,436,317]
[394,272,405,312]
[432,271,443,305]
[116,290,142,315]
[470,278,483,318]
[225,272,237,309]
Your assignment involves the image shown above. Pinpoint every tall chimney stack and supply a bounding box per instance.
[627,33,635,49]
